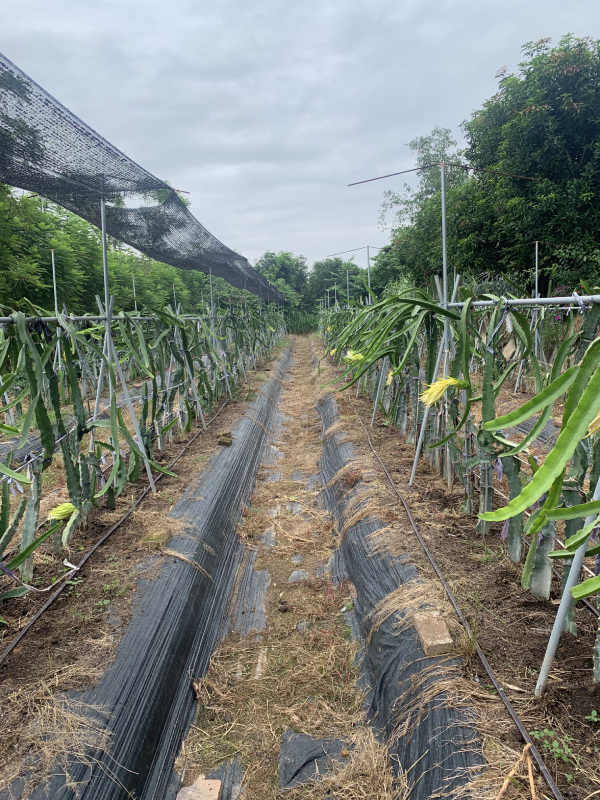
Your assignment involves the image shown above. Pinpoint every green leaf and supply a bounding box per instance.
[0,461,31,485]
[570,574,600,601]
[18,393,39,450]
[161,416,179,434]
[483,366,578,431]
[547,500,600,520]
[0,384,30,414]
[6,520,62,569]
[479,360,600,522]
[0,586,30,600]
[564,520,597,550]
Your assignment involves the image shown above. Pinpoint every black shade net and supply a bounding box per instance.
[0,51,284,303]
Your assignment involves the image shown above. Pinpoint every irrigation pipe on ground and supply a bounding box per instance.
[347,396,564,800]
[0,400,230,668]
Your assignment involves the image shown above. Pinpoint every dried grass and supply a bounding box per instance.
[176,337,376,797]
[370,579,451,641]
[134,508,191,547]
[23,695,114,793]
[0,659,113,796]
[178,617,363,796]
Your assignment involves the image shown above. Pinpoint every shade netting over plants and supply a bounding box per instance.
[0,51,284,302]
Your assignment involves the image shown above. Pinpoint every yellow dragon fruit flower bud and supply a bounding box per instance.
[344,349,364,363]
[420,377,468,407]
[48,502,76,521]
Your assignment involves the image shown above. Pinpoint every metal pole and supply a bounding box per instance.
[371,356,388,427]
[535,477,600,696]
[100,198,113,406]
[107,324,157,493]
[367,246,371,302]
[209,266,215,336]
[440,164,450,377]
[89,296,112,454]
[534,240,540,360]
[535,240,539,300]
[50,249,62,375]
[346,270,350,306]
[132,274,137,312]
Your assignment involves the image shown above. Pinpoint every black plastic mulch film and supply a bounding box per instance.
[0,52,284,302]
[25,350,291,800]
[316,392,486,800]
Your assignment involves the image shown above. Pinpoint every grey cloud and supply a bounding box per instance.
[3,0,600,266]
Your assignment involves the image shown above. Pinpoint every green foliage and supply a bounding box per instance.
[285,309,318,334]
[254,251,308,308]
[0,302,285,608]
[321,283,600,661]
[530,729,576,765]
[0,185,258,315]
[378,36,600,292]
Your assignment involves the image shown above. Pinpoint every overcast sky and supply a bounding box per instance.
[2,1,599,270]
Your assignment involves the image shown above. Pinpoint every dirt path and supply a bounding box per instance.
[177,336,400,798]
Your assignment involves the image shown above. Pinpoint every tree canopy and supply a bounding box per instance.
[380,35,600,294]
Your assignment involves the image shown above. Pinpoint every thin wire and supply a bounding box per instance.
[348,162,540,187]
[324,245,382,257]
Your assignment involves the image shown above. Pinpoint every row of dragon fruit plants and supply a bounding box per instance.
[0,302,285,612]
[320,289,600,679]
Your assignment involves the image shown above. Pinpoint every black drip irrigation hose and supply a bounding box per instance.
[348,397,565,800]
[0,400,230,669]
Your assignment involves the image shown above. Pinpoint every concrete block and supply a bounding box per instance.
[413,612,453,656]
[176,778,222,800]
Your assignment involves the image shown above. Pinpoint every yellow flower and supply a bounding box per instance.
[327,326,332,332]
[386,370,394,386]
[344,349,364,363]
[587,410,600,437]
[48,502,76,521]
[330,348,337,355]
[420,377,468,406]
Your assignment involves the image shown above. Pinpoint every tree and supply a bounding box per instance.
[0,184,215,314]
[307,258,366,306]
[377,37,600,293]
[379,126,467,230]
[461,35,600,292]
[254,251,308,308]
